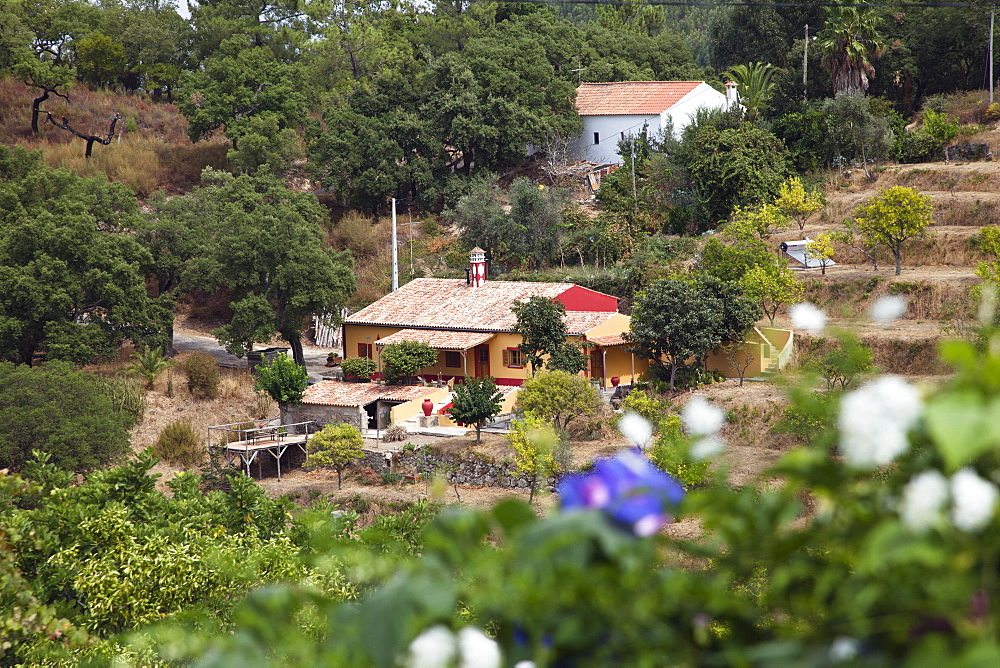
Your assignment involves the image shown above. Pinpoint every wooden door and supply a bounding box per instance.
[475,345,490,378]
[590,348,604,385]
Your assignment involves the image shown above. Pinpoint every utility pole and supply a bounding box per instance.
[630,138,638,222]
[991,9,995,104]
[803,24,809,102]
[391,197,398,291]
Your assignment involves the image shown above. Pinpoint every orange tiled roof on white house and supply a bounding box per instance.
[575,81,703,116]
[572,81,735,165]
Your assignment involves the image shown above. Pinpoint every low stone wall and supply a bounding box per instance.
[358,446,557,491]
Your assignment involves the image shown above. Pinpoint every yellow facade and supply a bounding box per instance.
[343,314,645,388]
[584,312,632,338]
[591,345,648,388]
[343,324,535,385]
[704,327,795,378]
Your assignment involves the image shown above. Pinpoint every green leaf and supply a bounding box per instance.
[924,391,1000,471]
[491,498,538,537]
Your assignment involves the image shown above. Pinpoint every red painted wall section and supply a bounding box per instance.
[494,377,525,387]
[555,285,619,312]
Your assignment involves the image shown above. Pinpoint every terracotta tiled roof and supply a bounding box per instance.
[588,334,627,346]
[374,329,494,350]
[575,81,703,116]
[302,381,435,407]
[346,278,602,331]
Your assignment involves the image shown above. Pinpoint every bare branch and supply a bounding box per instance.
[44,111,123,158]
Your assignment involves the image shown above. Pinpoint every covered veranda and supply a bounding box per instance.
[374,328,495,380]
[586,333,646,389]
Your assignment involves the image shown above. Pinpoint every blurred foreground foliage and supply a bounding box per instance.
[6,324,1000,665]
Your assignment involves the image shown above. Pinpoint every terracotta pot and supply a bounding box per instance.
[611,376,620,387]
[422,398,434,417]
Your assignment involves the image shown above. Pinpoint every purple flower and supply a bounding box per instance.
[558,451,685,536]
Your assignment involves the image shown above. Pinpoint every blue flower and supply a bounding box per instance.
[558,451,685,536]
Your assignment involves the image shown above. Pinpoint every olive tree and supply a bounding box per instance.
[307,423,365,489]
[515,370,602,432]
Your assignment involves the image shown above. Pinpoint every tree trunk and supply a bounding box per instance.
[336,467,343,489]
[85,138,96,159]
[894,247,902,275]
[475,424,482,444]
[31,90,50,134]
[669,363,678,391]
[528,475,536,504]
[285,333,306,368]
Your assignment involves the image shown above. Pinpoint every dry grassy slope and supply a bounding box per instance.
[0,76,229,196]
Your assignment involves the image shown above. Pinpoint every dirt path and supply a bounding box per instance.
[172,325,336,383]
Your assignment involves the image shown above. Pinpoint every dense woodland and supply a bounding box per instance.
[7,0,1000,664]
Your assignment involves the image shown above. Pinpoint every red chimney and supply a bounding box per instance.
[469,247,487,288]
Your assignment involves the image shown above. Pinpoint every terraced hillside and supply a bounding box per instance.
[773,158,1000,375]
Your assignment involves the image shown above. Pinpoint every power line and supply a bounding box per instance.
[499,1,989,9]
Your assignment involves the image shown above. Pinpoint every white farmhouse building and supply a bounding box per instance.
[574,81,735,164]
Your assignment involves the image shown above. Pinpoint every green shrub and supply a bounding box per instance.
[648,414,709,488]
[341,356,376,380]
[614,390,670,426]
[380,340,438,384]
[154,420,204,468]
[183,352,220,399]
[895,129,940,164]
[0,361,131,473]
[254,352,308,405]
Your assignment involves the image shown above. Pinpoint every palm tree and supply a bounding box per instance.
[818,6,887,95]
[126,346,176,389]
[721,62,779,121]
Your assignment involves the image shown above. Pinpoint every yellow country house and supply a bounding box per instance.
[342,249,644,389]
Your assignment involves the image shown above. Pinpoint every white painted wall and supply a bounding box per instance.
[575,83,731,165]
[661,83,730,140]
[575,114,658,164]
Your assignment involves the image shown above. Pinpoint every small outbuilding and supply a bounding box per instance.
[285,381,440,431]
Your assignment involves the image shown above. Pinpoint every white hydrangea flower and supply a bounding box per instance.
[681,396,724,437]
[838,376,922,469]
[690,435,725,461]
[457,627,501,668]
[869,295,908,324]
[513,662,536,668]
[951,468,999,532]
[790,302,827,334]
[617,411,654,450]
[407,625,457,668]
[828,637,859,662]
[899,469,949,532]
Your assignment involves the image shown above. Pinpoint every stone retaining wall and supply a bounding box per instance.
[946,143,991,161]
[359,446,557,491]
